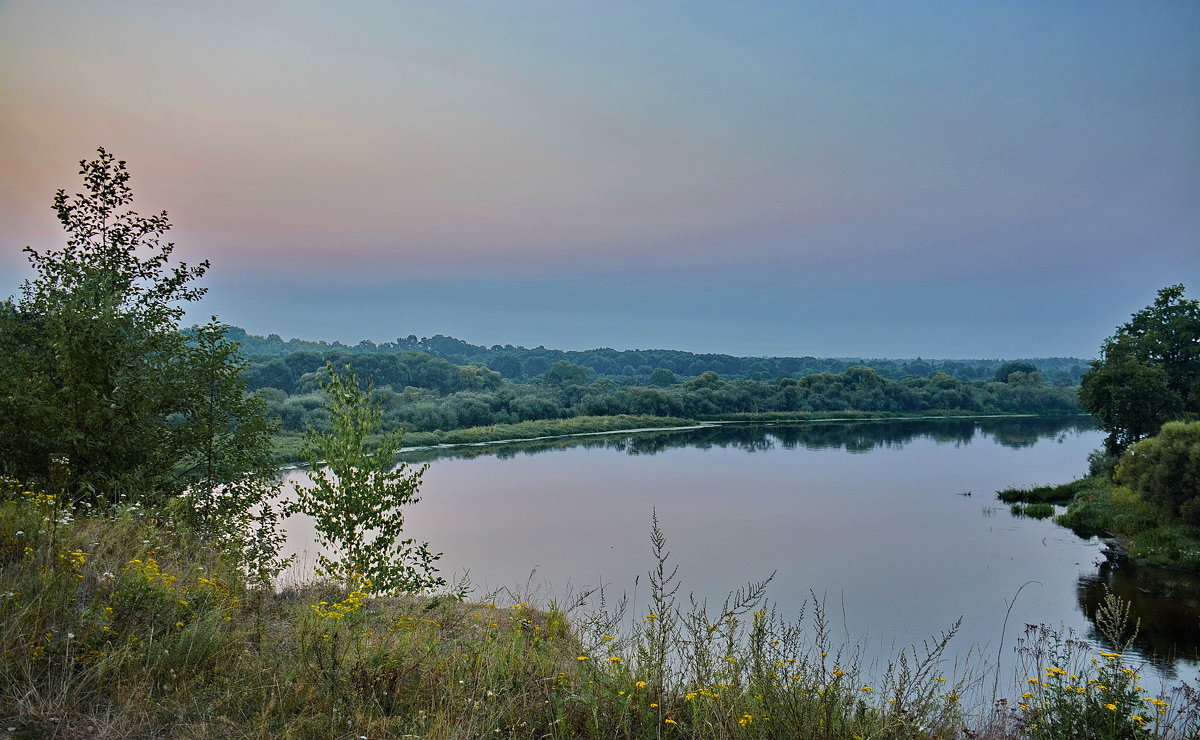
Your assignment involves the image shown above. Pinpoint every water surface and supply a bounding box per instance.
[281,416,1199,688]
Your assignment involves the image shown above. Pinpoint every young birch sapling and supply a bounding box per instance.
[291,364,445,595]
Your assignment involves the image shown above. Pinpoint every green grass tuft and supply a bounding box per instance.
[997,479,1088,505]
[1022,503,1056,519]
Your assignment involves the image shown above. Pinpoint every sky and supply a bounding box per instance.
[1,1,1197,359]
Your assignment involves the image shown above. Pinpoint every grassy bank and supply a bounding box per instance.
[697,410,1045,423]
[4,481,1198,738]
[1055,478,1200,572]
[998,477,1200,572]
[997,479,1090,506]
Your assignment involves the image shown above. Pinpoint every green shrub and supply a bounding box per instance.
[1057,482,1161,536]
[1116,421,1200,523]
[1023,503,1056,519]
[997,479,1087,504]
[1129,526,1200,571]
[290,364,445,594]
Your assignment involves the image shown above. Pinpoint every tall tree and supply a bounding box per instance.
[0,149,266,508]
[1079,285,1200,453]
[172,319,277,531]
[993,360,1039,383]
[541,360,589,387]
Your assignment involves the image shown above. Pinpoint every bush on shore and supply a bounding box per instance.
[1054,477,1200,572]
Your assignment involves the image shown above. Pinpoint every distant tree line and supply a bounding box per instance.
[241,348,1082,436]
[223,326,1088,386]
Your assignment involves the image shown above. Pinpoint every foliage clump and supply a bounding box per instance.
[997,480,1087,505]
[1116,421,1200,524]
[1043,286,1200,571]
[0,148,270,514]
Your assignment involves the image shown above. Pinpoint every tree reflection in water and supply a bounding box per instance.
[1078,562,1200,678]
[390,415,1200,678]
[399,415,1097,463]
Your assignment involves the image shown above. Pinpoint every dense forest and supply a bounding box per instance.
[227,333,1083,437]
[228,325,1088,385]
[222,327,1084,439]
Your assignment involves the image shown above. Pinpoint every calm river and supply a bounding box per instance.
[280,416,1200,692]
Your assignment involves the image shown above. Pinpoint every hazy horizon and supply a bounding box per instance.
[2,2,1197,358]
[225,321,1092,365]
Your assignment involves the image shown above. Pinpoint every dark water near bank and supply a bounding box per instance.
[281,416,1200,689]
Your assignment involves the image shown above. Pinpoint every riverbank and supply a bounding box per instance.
[4,484,1195,738]
[270,410,1077,464]
[1059,477,1200,573]
[1000,476,1200,573]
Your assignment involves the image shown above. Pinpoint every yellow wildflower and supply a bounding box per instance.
[311,581,371,620]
